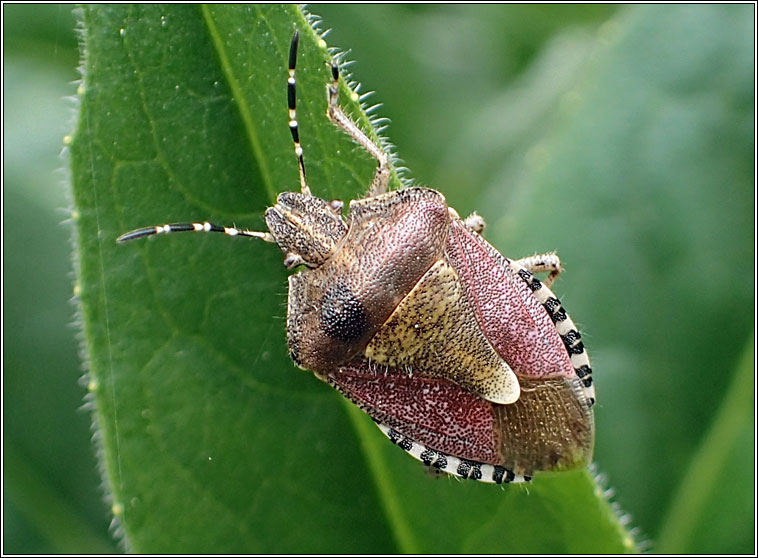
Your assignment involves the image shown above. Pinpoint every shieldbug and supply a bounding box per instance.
[118,31,595,484]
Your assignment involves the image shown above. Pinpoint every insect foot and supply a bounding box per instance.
[118,31,595,484]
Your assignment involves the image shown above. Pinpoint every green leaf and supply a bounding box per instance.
[71,4,633,553]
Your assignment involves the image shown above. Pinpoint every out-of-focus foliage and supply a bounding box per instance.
[4,4,117,553]
[4,3,754,554]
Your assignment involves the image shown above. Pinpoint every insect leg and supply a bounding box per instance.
[462,212,486,234]
[326,61,391,197]
[513,253,562,287]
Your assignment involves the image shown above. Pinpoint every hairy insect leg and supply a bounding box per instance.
[326,63,391,197]
[513,253,562,287]
[462,212,486,234]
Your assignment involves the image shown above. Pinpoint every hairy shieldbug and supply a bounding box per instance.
[118,31,595,484]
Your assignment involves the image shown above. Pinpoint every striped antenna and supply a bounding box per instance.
[116,222,274,243]
[288,30,310,196]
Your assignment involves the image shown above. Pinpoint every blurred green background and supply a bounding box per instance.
[4,4,754,554]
